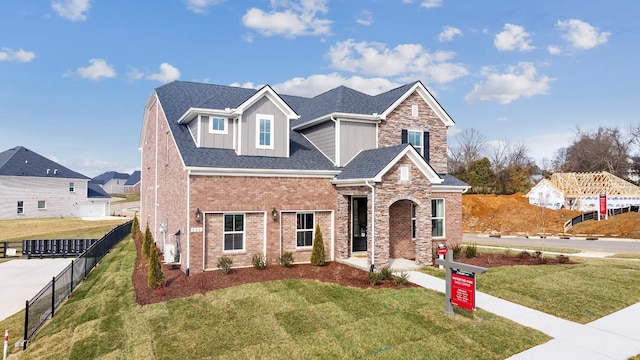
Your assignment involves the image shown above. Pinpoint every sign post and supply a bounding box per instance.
[435,249,488,318]
[437,244,447,269]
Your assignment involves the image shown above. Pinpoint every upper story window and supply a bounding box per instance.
[432,198,445,238]
[69,182,75,192]
[408,130,423,156]
[256,114,274,149]
[17,201,24,214]
[210,117,227,134]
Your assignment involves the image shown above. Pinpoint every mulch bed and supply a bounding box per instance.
[453,251,575,268]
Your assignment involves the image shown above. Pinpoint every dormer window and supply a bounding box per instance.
[256,114,274,149]
[209,117,227,134]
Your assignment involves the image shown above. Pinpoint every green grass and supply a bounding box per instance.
[422,256,640,324]
[7,238,549,359]
[608,253,640,259]
[0,218,127,242]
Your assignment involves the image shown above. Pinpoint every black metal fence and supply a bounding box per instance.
[564,206,640,232]
[22,220,132,349]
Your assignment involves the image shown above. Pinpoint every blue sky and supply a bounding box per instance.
[1,0,638,177]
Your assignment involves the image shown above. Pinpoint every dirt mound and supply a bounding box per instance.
[461,193,640,238]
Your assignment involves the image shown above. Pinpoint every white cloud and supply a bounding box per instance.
[147,63,181,83]
[438,26,462,42]
[355,10,373,26]
[494,24,535,52]
[327,39,467,84]
[547,45,562,55]
[272,73,401,97]
[0,48,35,62]
[51,0,90,21]
[464,62,554,104]
[497,117,509,122]
[126,67,144,81]
[420,0,443,9]
[72,59,116,80]
[557,19,610,50]
[242,0,332,38]
[183,0,226,14]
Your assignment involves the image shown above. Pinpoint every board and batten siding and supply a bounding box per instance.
[240,97,289,157]
[199,116,234,149]
[339,120,377,166]
[301,121,336,162]
[0,176,93,219]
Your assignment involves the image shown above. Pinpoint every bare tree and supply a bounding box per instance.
[448,128,486,173]
[562,126,630,178]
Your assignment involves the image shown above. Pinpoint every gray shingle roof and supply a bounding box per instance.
[91,171,130,185]
[88,183,111,198]
[436,174,469,187]
[336,144,411,180]
[125,170,140,185]
[0,146,88,179]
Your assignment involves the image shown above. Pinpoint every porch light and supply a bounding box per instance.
[272,207,278,221]
[195,208,202,222]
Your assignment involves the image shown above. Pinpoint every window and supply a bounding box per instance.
[37,200,46,209]
[432,199,445,238]
[17,201,24,214]
[210,117,227,134]
[223,214,244,251]
[296,213,314,247]
[408,130,423,156]
[256,114,274,149]
[69,182,75,192]
[411,203,417,239]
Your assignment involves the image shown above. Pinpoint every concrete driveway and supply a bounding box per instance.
[0,258,74,322]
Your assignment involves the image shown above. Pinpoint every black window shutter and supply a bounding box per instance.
[423,131,430,162]
[401,129,408,144]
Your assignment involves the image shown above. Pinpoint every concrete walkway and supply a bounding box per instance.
[406,271,640,359]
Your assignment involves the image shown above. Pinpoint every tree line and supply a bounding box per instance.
[448,125,640,195]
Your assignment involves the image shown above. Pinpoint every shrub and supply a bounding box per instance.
[517,251,531,260]
[379,266,393,280]
[216,256,233,275]
[131,213,140,235]
[557,254,570,264]
[394,272,409,286]
[449,243,463,259]
[147,245,165,289]
[532,251,543,259]
[251,253,266,270]
[465,243,478,258]
[142,224,153,259]
[368,271,384,286]
[310,224,326,266]
[279,251,294,268]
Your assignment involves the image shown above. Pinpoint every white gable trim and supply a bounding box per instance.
[380,82,455,127]
[236,85,300,120]
[292,112,381,131]
[177,108,235,125]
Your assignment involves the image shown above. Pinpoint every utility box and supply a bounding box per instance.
[164,244,176,264]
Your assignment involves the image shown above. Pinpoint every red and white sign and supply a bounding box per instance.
[599,194,607,215]
[437,246,447,256]
[451,269,476,311]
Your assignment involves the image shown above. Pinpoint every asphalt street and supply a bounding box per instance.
[463,234,640,254]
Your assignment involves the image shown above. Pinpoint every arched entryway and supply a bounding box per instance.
[389,199,417,260]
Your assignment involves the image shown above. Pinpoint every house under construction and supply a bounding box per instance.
[527,171,640,211]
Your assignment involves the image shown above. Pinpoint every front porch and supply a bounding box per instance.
[337,256,423,272]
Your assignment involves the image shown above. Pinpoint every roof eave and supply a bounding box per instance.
[293,112,383,131]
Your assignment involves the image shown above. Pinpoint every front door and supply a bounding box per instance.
[352,197,367,252]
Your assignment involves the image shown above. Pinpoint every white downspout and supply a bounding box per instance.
[365,180,375,270]
[331,116,339,166]
[187,169,191,275]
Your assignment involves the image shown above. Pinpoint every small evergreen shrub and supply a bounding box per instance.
[147,245,165,289]
[131,213,140,235]
[394,272,409,286]
[532,251,543,258]
[379,266,393,281]
[557,254,570,264]
[216,256,233,275]
[368,271,384,286]
[251,253,266,270]
[279,251,294,268]
[142,224,153,259]
[517,251,531,260]
[465,243,478,258]
[310,224,326,266]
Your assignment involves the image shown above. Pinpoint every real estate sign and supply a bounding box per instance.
[451,269,476,311]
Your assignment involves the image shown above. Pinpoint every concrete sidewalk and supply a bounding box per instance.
[406,271,640,359]
[0,258,74,321]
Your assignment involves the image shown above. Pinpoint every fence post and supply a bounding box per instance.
[51,277,56,318]
[70,260,74,292]
[23,300,28,350]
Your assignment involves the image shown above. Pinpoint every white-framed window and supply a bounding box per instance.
[209,117,227,134]
[223,214,244,251]
[432,198,445,238]
[17,201,24,214]
[69,182,75,192]
[408,130,423,156]
[411,203,417,239]
[37,200,46,210]
[256,114,274,149]
[296,213,314,247]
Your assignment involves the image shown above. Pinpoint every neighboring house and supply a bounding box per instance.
[527,171,640,211]
[0,146,111,219]
[124,170,141,194]
[140,80,469,275]
[91,171,130,194]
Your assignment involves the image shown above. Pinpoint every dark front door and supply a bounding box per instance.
[352,197,367,252]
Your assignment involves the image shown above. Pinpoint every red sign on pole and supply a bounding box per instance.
[451,269,476,311]
[437,246,447,256]
[599,194,607,215]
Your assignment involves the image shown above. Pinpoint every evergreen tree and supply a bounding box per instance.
[148,244,165,288]
[131,213,140,235]
[142,223,152,258]
[310,224,325,266]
